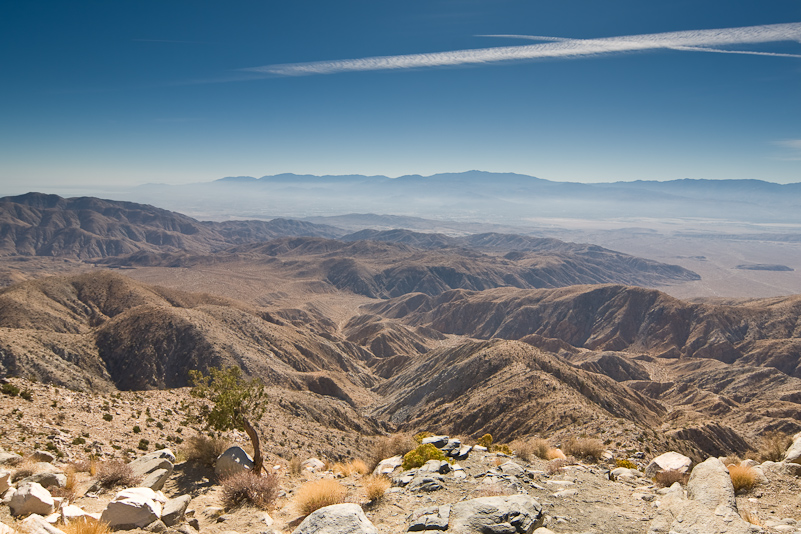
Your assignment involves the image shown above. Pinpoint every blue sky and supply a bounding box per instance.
[1,0,800,192]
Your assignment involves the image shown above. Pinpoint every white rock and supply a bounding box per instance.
[10,482,55,517]
[61,504,97,523]
[162,495,192,527]
[301,458,326,472]
[0,521,14,534]
[215,447,254,478]
[21,515,66,534]
[100,487,164,528]
[372,455,403,476]
[645,451,692,478]
[784,432,801,464]
[291,503,378,534]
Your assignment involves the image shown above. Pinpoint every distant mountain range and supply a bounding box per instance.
[119,171,801,225]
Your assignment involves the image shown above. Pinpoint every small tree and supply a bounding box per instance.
[188,366,268,474]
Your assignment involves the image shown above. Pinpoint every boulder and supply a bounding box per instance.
[129,452,175,480]
[372,455,403,476]
[450,495,543,534]
[162,495,192,527]
[497,461,525,477]
[141,469,171,491]
[784,431,801,464]
[441,439,461,455]
[645,452,692,478]
[408,475,445,492]
[30,451,56,464]
[61,504,101,523]
[21,515,66,534]
[686,457,736,512]
[20,472,67,489]
[0,521,13,534]
[100,487,166,529]
[610,467,642,481]
[215,447,254,478]
[301,458,325,472]
[419,459,451,474]
[421,436,449,449]
[408,505,450,532]
[0,470,10,493]
[10,482,55,517]
[454,445,473,461]
[291,503,378,534]
[0,452,22,465]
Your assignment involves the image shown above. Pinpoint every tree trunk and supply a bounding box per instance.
[242,416,264,475]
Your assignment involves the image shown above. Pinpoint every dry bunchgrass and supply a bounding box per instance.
[363,475,391,502]
[183,435,232,467]
[288,457,302,476]
[368,433,416,472]
[333,459,369,477]
[51,469,78,501]
[546,458,570,475]
[295,479,348,517]
[220,471,279,510]
[722,454,742,467]
[654,469,689,488]
[95,460,140,489]
[758,431,792,463]
[728,464,758,494]
[562,437,604,463]
[61,517,111,534]
[740,510,762,527]
[546,448,566,460]
[531,438,551,460]
[68,459,93,473]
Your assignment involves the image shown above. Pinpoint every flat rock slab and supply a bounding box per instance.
[408,505,450,532]
[100,487,166,529]
[10,482,55,517]
[162,495,192,527]
[450,495,543,534]
[291,503,378,534]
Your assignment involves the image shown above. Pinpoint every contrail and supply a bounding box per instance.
[244,22,801,77]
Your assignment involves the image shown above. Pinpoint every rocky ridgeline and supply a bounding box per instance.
[4,434,801,533]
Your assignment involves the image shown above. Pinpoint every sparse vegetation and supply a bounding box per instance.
[132,426,141,434]
[477,433,493,448]
[758,431,792,462]
[137,438,150,451]
[95,460,139,488]
[402,443,449,470]
[189,366,268,474]
[616,459,638,469]
[531,438,551,460]
[728,464,758,494]
[562,437,604,462]
[492,443,512,455]
[2,383,20,396]
[510,439,534,461]
[295,479,348,516]
[413,431,433,444]
[20,389,33,401]
[363,475,391,502]
[368,433,415,472]
[220,471,279,509]
[61,517,111,534]
[102,413,113,422]
[654,469,689,487]
[333,459,369,477]
[288,456,302,475]
[72,437,86,445]
[182,434,231,466]
[546,457,573,475]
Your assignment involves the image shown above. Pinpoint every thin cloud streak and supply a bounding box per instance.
[245,23,801,77]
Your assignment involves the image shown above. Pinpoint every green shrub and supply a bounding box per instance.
[492,443,513,455]
[402,443,448,470]
[1,383,20,396]
[156,422,164,429]
[413,431,433,444]
[72,437,86,445]
[132,426,141,434]
[137,439,150,451]
[20,390,33,401]
[616,459,638,469]
[103,414,113,422]
[477,433,493,448]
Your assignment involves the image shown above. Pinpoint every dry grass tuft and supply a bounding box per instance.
[295,479,347,517]
[368,433,416,472]
[220,471,279,510]
[333,459,369,477]
[61,517,111,534]
[95,460,140,489]
[363,475,391,502]
[758,431,792,463]
[740,510,762,527]
[51,469,78,501]
[722,454,742,467]
[531,438,551,460]
[183,435,231,467]
[728,464,758,494]
[546,458,570,475]
[288,457,302,476]
[654,469,689,487]
[562,437,604,463]
[472,483,513,498]
[68,459,93,473]
[546,448,566,460]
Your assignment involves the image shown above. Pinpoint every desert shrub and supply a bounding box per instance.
[20,389,32,401]
[336,459,369,476]
[221,471,279,509]
[132,426,141,434]
[61,517,111,534]
[1,383,20,396]
[137,439,149,451]
[722,454,742,467]
[616,459,638,469]
[95,460,139,488]
[295,479,347,516]
[510,439,534,462]
[72,437,86,445]
[477,433,493,448]
[363,475,391,502]
[402,443,448,470]
[530,438,551,460]
[182,435,231,466]
[546,458,570,475]
[728,464,758,494]
[492,444,513,455]
[413,431,433,444]
[102,414,113,422]
[740,510,762,527]
[68,459,93,473]
[288,456,302,475]
[654,469,689,487]
[368,433,416,472]
[759,431,792,462]
[562,437,604,462]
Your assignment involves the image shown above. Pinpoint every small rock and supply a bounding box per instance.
[188,519,200,531]
[0,470,11,493]
[373,456,403,476]
[408,505,450,531]
[146,520,167,532]
[0,452,23,465]
[421,436,449,449]
[645,451,692,478]
[301,458,325,472]
[408,476,444,493]
[30,451,56,464]
[552,489,578,498]
[100,487,165,529]
[20,473,67,489]
[141,468,172,491]
[162,495,192,527]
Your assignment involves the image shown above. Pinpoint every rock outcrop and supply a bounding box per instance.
[291,503,378,534]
